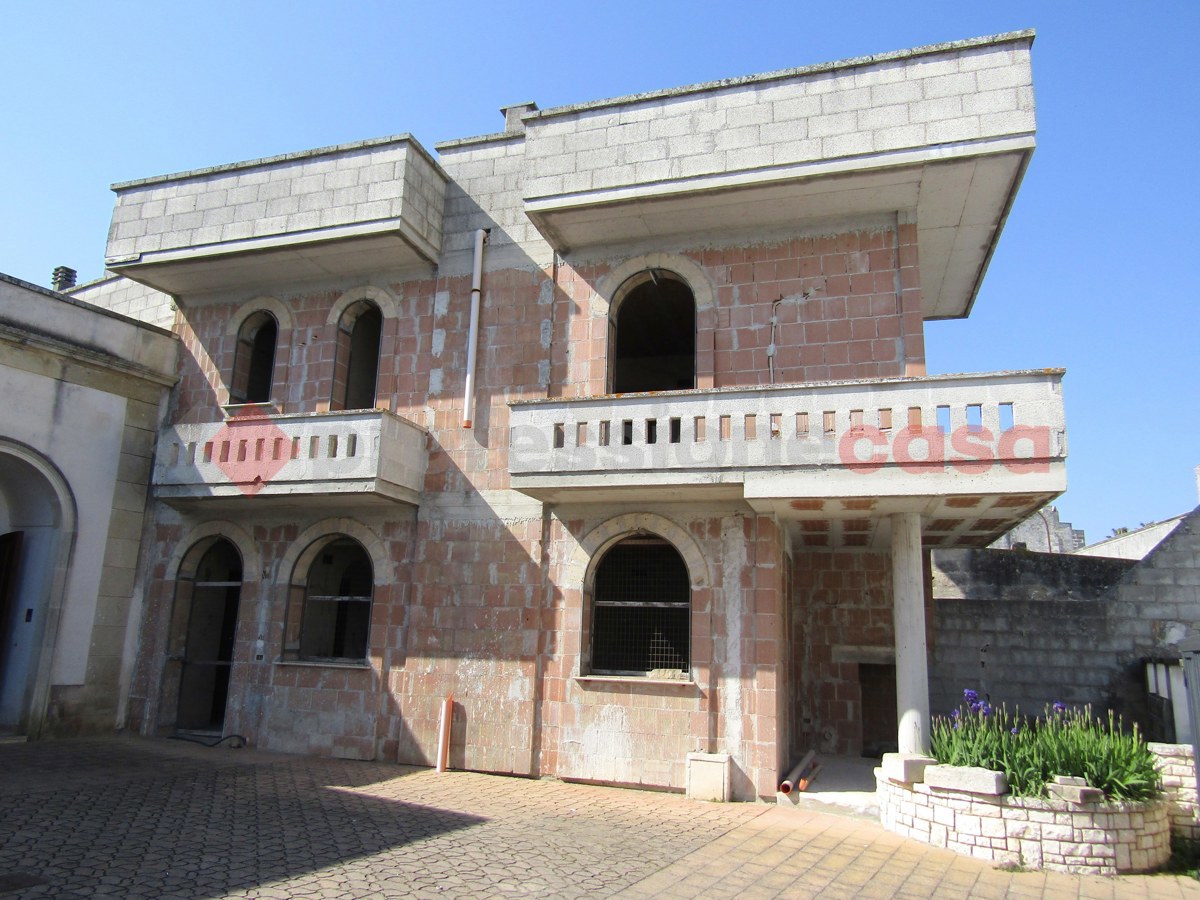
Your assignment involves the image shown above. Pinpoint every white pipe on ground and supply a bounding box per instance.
[436,694,454,773]
[462,228,488,428]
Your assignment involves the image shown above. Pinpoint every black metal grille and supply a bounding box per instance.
[592,539,690,674]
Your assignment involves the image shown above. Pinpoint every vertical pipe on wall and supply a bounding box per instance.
[462,229,489,429]
[436,694,454,772]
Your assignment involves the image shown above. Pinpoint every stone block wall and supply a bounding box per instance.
[1150,742,1200,841]
[877,771,1171,875]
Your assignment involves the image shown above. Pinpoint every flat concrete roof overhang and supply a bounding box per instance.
[509,472,1064,551]
[525,139,1033,320]
[106,222,438,296]
[154,481,422,510]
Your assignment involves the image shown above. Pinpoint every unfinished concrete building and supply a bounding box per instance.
[72,31,1067,799]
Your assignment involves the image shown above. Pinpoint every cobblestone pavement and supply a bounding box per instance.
[0,737,1197,899]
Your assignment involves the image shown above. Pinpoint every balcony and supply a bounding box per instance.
[522,32,1035,319]
[153,409,427,508]
[105,135,447,295]
[508,370,1066,548]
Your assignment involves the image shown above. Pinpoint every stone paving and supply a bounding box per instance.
[0,737,1197,898]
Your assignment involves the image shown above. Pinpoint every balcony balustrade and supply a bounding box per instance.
[509,370,1066,547]
[153,409,427,507]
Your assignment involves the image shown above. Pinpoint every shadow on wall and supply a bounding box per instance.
[929,511,1200,734]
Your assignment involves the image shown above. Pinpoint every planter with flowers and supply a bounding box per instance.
[876,690,1169,875]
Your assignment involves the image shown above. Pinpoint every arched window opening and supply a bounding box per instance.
[176,538,242,732]
[230,312,278,404]
[300,537,372,660]
[333,301,382,410]
[591,535,690,676]
[611,274,696,393]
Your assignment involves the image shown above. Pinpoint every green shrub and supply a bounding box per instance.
[928,690,1161,801]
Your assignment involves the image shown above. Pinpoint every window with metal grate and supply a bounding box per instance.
[591,536,690,676]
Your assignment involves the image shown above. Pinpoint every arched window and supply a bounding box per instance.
[173,538,242,731]
[230,312,278,404]
[591,534,690,676]
[332,301,382,410]
[299,537,373,660]
[610,273,696,393]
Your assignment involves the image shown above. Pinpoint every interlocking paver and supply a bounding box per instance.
[0,737,1198,897]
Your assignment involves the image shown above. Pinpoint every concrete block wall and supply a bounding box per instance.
[929,510,1200,726]
[398,512,545,775]
[70,275,176,330]
[534,508,786,799]
[791,549,895,757]
[436,137,545,275]
[129,510,416,760]
[132,211,922,791]
[545,225,924,402]
[522,34,1034,203]
[107,137,446,264]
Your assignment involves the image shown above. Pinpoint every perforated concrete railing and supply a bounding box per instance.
[153,409,427,503]
[509,370,1065,480]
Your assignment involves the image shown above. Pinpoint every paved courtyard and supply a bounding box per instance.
[0,737,1197,898]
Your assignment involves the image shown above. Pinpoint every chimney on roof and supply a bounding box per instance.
[500,102,538,134]
[52,266,77,292]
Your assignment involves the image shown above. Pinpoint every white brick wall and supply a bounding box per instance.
[522,35,1034,202]
[70,275,176,330]
[106,137,447,264]
[436,136,551,276]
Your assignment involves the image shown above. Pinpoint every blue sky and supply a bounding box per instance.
[3,1,1196,543]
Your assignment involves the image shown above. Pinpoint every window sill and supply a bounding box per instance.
[223,401,279,419]
[276,659,371,670]
[575,674,696,687]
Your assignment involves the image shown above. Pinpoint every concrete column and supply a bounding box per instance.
[891,511,929,754]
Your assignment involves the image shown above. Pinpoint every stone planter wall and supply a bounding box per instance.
[1150,742,1200,841]
[877,769,1170,875]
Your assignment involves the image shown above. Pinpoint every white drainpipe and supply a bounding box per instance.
[463,228,488,428]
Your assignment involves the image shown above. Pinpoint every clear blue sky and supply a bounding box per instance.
[3,1,1196,543]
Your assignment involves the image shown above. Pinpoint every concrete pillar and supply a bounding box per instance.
[891,511,929,754]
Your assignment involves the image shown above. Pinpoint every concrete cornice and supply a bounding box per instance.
[0,319,178,389]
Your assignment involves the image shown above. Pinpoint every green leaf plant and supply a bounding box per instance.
[928,690,1161,801]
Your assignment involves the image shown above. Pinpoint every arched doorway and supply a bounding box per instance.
[609,273,696,393]
[0,450,71,735]
[173,538,243,732]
